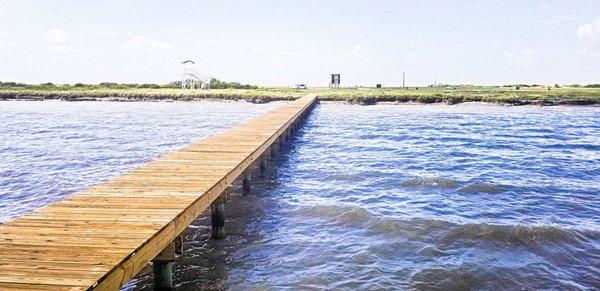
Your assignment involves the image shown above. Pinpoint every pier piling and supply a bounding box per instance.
[152,239,181,291]
[210,204,226,239]
[243,172,252,195]
[153,261,174,291]
[258,157,267,177]
[211,191,227,239]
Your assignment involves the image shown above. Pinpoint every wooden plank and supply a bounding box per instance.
[0,94,317,290]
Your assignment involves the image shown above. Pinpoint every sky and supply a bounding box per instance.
[1,0,600,87]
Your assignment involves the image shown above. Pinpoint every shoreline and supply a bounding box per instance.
[1,87,600,106]
[2,94,599,107]
[0,92,293,104]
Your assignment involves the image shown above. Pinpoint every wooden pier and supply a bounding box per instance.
[0,94,317,290]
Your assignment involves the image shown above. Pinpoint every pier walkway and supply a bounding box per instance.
[0,94,317,290]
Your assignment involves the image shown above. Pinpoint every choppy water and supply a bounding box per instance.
[0,100,279,221]
[1,101,599,290]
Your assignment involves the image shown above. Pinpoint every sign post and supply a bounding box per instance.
[329,74,340,89]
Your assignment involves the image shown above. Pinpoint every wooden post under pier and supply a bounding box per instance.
[258,157,267,178]
[151,236,182,291]
[242,172,252,195]
[210,190,227,239]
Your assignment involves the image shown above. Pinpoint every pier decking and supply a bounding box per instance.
[0,94,317,290]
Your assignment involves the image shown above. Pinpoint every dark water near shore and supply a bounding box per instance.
[1,101,599,289]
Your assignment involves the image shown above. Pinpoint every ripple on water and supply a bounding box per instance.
[401,176,460,189]
[2,101,599,290]
[458,182,506,194]
[323,173,363,181]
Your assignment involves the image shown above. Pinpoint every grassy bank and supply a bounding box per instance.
[315,86,600,105]
[1,86,600,105]
[0,88,306,103]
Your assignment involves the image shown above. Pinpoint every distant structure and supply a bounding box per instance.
[181,60,210,90]
[329,74,340,89]
[403,72,406,89]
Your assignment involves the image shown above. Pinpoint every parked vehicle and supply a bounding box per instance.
[295,84,307,89]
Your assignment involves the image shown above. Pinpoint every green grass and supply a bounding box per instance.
[315,86,600,105]
[1,86,600,105]
[0,87,307,102]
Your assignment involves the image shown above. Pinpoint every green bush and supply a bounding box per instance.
[137,83,160,89]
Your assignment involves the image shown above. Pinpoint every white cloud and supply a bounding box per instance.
[0,30,15,49]
[49,45,81,54]
[340,45,364,62]
[0,41,14,49]
[246,46,305,67]
[503,49,538,69]
[277,51,301,57]
[42,29,71,43]
[577,15,600,41]
[576,47,600,63]
[406,52,424,65]
[41,29,82,54]
[249,47,267,55]
[246,47,282,67]
[121,35,174,52]
[542,14,576,26]
[0,30,14,37]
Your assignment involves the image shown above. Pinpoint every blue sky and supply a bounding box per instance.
[1,0,600,86]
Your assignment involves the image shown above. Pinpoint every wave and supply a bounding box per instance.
[294,205,447,237]
[402,176,460,189]
[418,246,450,257]
[440,223,581,246]
[323,173,363,181]
[411,267,478,290]
[294,205,588,247]
[402,176,507,195]
[459,182,506,194]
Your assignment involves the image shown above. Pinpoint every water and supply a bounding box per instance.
[0,100,279,221]
[1,101,599,290]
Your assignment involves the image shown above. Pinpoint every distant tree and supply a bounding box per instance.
[0,81,26,87]
[162,81,182,88]
[99,82,119,87]
[137,83,160,89]
[210,78,225,88]
[74,83,87,87]
[209,78,257,89]
[584,84,600,88]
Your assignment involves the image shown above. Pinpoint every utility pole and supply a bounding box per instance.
[403,72,405,89]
